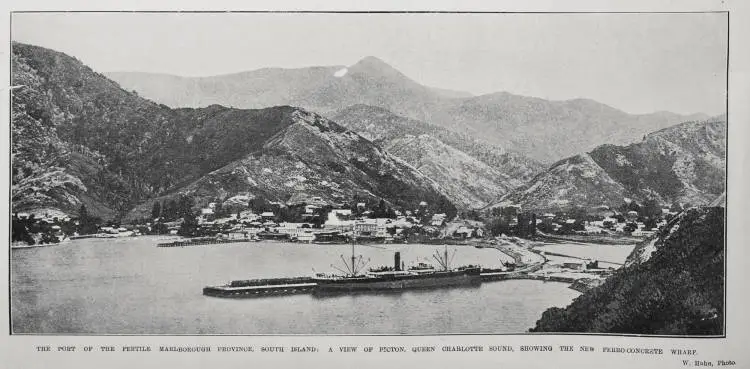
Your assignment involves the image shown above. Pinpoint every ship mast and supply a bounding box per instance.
[444,245,449,271]
[432,245,453,271]
[332,236,369,276]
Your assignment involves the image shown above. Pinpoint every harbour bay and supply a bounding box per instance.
[9,237,628,334]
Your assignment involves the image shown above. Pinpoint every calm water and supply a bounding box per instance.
[11,237,581,334]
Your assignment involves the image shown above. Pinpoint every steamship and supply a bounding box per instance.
[312,244,482,292]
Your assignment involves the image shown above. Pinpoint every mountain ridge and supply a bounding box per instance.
[332,104,545,208]
[493,116,726,212]
[107,57,709,162]
[12,42,456,220]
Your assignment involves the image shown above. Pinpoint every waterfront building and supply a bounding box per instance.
[374,218,391,238]
[324,209,354,232]
[355,219,378,236]
[297,233,316,242]
[277,222,314,238]
[224,230,255,240]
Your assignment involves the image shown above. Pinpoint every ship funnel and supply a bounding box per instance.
[394,252,401,271]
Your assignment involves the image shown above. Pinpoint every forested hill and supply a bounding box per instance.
[12,41,183,218]
[530,206,724,335]
[493,116,726,212]
[332,104,544,208]
[11,42,455,219]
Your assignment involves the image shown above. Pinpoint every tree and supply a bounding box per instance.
[177,194,198,237]
[151,202,161,220]
[151,222,168,235]
[248,197,268,213]
[627,201,641,213]
[487,217,511,237]
[670,201,684,213]
[178,212,198,237]
[516,212,538,237]
[162,199,178,221]
[568,206,588,220]
[644,217,658,230]
[78,204,98,235]
[466,209,481,220]
[641,198,662,219]
[12,215,35,245]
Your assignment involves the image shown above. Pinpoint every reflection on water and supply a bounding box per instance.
[11,237,580,334]
[310,283,484,299]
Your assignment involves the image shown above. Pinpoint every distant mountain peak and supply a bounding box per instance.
[353,55,391,67]
[349,56,403,76]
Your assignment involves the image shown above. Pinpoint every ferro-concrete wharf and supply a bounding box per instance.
[201,268,570,298]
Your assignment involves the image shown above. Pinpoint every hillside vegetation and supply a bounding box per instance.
[530,206,724,335]
[495,117,726,212]
[12,42,455,220]
[332,105,544,208]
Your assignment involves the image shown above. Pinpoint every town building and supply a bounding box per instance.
[430,213,447,227]
[324,209,354,232]
[355,219,378,236]
[238,210,257,220]
[454,226,474,239]
[277,222,314,239]
[260,211,275,220]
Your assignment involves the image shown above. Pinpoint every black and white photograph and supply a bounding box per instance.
[9,11,727,336]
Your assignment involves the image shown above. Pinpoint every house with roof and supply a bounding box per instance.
[277,222,315,239]
[626,210,639,220]
[430,213,447,227]
[324,209,354,232]
[354,219,378,236]
[454,226,474,239]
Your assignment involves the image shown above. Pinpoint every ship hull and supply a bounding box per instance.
[314,270,481,292]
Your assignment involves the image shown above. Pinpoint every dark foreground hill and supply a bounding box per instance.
[11,42,454,219]
[530,206,724,335]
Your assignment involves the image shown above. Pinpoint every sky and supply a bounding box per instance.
[11,12,728,116]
